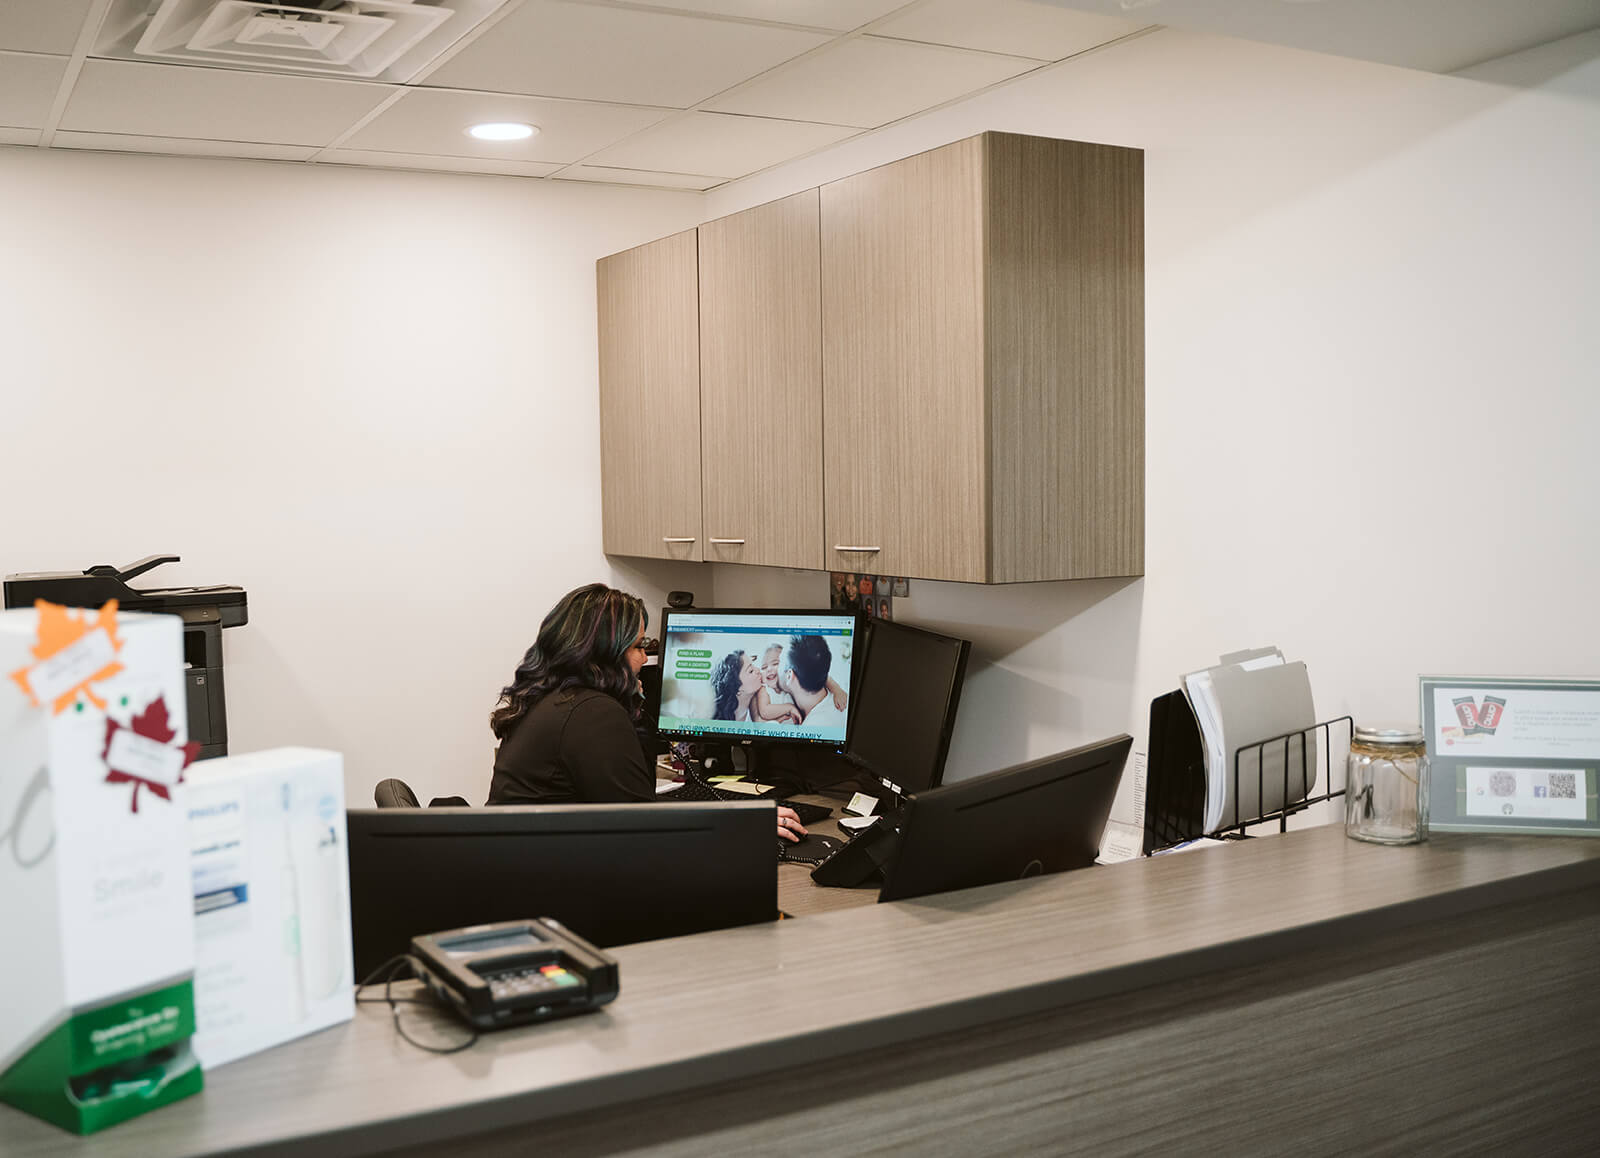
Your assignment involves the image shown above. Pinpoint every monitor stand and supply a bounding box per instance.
[729,742,851,798]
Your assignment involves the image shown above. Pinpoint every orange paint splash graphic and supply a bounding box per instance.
[9,600,126,714]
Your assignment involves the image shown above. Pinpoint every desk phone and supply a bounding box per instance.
[410,918,620,1031]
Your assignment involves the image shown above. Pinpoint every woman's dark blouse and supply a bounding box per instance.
[487,688,655,805]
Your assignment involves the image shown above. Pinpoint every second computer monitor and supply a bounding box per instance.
[877,734,1133,904]
[654,608,859,747]
[846,618,971,794]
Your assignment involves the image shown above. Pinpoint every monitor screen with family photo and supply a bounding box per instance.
[654,608,859,746]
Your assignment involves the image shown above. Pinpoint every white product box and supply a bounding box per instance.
[185,747,354,1068]
[0,605,202,1134]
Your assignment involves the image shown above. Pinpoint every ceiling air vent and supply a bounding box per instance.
[95,0,515,83]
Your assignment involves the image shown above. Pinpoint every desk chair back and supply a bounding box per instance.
[374,778,421,808]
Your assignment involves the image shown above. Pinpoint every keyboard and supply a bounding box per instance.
[658,777,833,826]
[660,776,725,803]
[777,798,832,826]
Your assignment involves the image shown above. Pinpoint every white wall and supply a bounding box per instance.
[4,25,1597,824]
[0,149,706,805]
[706,27,1600,830]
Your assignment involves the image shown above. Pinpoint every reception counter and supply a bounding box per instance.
[6,825,1600,1158]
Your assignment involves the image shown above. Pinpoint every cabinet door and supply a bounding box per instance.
[698,191,824,570]
[820,138,988,583]
[597,230,702,561]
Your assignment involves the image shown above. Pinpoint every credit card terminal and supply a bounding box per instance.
[409,918,620,1030]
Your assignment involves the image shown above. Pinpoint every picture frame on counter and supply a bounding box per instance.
[1421,675,1600,836]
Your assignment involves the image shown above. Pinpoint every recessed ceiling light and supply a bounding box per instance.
[468,122,538,142]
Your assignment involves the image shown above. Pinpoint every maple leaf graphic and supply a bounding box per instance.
[102,694,200,814]
[9,600,125,714]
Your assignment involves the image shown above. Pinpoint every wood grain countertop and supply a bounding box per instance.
[6,825,1599,1158]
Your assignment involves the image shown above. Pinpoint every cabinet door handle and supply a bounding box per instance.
[661,537,697,544]
[708,538,746,545]
[833,545,881,553]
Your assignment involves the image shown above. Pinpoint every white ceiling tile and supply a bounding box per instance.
[0,52,67,129]
[342,89,669,163]
[318,149,563,177]
[0,127,42,146]
[0,0,97,56]
[587,111,857,178]
[872,0,1145,61]
[52,133,318,161]
[61,60,395,145]
[554,164,723,190]
[614,0,913,33]
[706,36,1039,129]
[1035,0,1600,75]
[425,0,830,108]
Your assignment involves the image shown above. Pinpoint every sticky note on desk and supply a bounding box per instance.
[713,780,773,796]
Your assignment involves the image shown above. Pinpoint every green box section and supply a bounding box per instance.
[676,649,711,658]
[0,978,203,1135]
[674,660,712,671]
[673,672,710,681]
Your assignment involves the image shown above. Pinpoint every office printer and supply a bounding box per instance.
[4,555,247,758]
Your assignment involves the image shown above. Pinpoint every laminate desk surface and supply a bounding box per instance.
[6,826,1600,1158]
[776,795,879,916]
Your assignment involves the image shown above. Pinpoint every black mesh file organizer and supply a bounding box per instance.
[1143,690,1351,855]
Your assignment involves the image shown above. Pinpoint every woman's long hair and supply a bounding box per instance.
[490,584,647,741]
[709,651,744,720]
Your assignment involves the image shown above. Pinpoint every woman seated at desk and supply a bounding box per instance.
[486,583,808,843]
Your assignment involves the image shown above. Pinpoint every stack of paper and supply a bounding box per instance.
[1182,647,1318,832]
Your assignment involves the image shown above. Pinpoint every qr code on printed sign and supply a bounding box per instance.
[1489,771,1517,797]
[1548,772,1577,800]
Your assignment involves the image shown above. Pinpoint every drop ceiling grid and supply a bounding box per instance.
[336,88,675,165]
[59,59,397,147]
[595,0,919,34]
[0,51,69,129]
[3,0,1148,191]
[701,36,1044,128]
[533,0,1151,188]
[0,0,100,57]
[532,0,942,188]
[420,1,837,108]
[870,0,1148,61]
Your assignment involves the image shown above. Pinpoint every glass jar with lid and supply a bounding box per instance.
[1346,725,1428,844]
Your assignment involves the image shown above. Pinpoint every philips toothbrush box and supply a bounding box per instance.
[186,747,353,1068]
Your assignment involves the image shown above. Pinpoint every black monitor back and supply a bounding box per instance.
[346,802,775,978]
[846,618,971,793]
[877,734,1132,904]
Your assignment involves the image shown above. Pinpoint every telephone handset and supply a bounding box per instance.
[409,918,620,1031]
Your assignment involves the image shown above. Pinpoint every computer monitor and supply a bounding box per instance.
[346,802,775,979]
[654,608,860,748]
[845,618,971,796]
[876,734,1133,904]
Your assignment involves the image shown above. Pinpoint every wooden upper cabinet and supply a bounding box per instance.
[822,132,1145,583]
[984,132,1144,582]
[821,137,989,583]
[698,191,825,570]
[596,132,1144,583]
[597,230,703,562]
